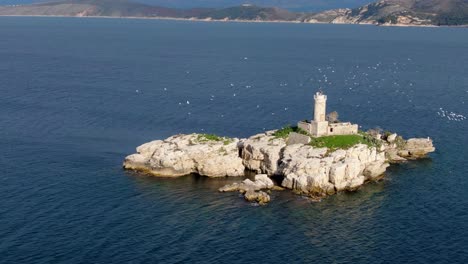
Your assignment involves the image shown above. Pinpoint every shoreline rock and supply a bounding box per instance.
[219,174,274,205]
[123,134,245,178]
[123,130,435,204]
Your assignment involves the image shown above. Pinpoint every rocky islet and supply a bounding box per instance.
[123,130,435,204]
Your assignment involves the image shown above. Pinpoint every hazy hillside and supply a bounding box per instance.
[351,0,468,25]
[0,0,298,20]
[199,5,298,20]
[0,0,466,26]
[0,0,209,17]
[0,0,374,12]
[304,0,468,25]
[136,0,374,12]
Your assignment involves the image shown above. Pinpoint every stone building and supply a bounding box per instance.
[298,91,358,137]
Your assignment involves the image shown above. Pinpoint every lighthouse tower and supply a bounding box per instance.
[297,91,358,138]
[309,91,329,137]
[313,92,327,122]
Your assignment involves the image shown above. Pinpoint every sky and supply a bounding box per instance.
[0,0,373,11]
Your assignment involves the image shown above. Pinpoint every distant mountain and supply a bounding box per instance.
[0,0,466,26]
[0,0,375,12]
[0,0,206,17]
[135,0,374,12]
[199,5,298,21]
[0,0,298,20]
[305,0,468,26]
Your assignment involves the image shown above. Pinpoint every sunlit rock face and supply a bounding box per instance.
[280,144,388,196]
[238,131,286,175]
[123,134,245,178]
[124,130,435,201]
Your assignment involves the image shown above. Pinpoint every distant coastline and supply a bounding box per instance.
[2,14,463,28]
[1,0,467,28]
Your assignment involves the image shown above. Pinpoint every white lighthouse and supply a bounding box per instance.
[310,91,329,136]
[313,92,327,122]
[297,91,358,137]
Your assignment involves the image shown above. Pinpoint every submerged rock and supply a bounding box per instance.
[244,190,270,205]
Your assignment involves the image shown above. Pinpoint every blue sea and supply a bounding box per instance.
[0,17,467,263]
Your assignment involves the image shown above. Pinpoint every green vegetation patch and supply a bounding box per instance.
[394,136,406,150]
[197,134,234,145]
[434,11,468,26]
[310,134,378,150]
[377,14,399,24]
[273,125,308,139]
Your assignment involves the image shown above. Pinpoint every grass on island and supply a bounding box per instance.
[197,133,233,145]
[309,135,372,150]
[274,126,382,150]
[273,125,308,139]
[313,131,383,150]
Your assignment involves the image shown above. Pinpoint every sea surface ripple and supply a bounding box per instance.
[0,17,467,263]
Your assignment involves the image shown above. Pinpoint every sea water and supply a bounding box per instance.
[0,17,467,263]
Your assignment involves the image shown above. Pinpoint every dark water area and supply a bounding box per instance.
[0,17,467,263]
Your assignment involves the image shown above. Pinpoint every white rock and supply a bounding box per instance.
[254,174,274,189]
[363,161,390,180]
[347,175,365,190]
[124,130,431,200]
[239,131,286,175]
[280,144,387,195]
[124,134,245,177]
[329,162,347,191]
[387,133,397,143]
[345,158,362,180]
[219,174,275,193]
[404,138,436,157]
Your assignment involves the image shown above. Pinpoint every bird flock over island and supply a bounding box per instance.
[131,57,466,127]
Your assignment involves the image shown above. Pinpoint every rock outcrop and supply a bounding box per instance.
[244,190,271,205]
[124,129,435,203]
[219,174,274,205]
[238,131,286,175]
[219,174,274,193]
[381,134,436,162]
[399,138,436,158]
[123,134,245,177]
[279,143,389,196]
